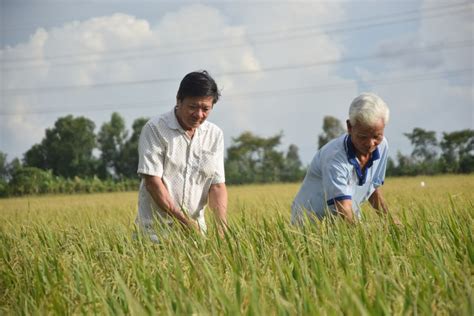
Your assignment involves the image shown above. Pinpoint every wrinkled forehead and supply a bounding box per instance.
[352,119,385,133]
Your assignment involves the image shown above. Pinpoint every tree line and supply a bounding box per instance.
[316,117,474,175]
[315,116,474,175]
[388,128,474,176]
[0,113,472,197]
[0,112,305,196]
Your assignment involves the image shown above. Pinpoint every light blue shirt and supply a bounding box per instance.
[291,134,388,224]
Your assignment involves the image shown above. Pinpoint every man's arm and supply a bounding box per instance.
[368,188,401,225]
[143,175,200,231]
[368,188,389,214]
[208,182,228,236]
[334,199,356,224]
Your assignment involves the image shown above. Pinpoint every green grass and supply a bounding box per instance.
[1,175,473,315]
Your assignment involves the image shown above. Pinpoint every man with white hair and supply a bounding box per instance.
[291,92,400,224]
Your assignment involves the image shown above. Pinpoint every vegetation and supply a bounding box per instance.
[317,115,346,149]
[0,166,139,197]
[0,175,473,314]
[388,128,474,176]
[0,114,472,197]
[21,113,149,180]
[225,131,304,184]
[23,115,97,178]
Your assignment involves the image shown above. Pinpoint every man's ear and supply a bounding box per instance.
[346,120,352,132]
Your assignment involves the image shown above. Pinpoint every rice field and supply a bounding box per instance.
[1,175,473,315]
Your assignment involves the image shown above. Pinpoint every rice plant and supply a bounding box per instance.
[0,175,473,315]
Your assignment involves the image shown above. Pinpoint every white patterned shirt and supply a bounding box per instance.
[136,109,225,232]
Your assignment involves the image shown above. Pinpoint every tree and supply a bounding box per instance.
[395,151,417,176]
[0,151,7,181]
[403,128,439,174]
[0,152,21,183]
[0,152,8,196]
[440,129,474,173]
[385,157,397,177]
[97,112,128,179]
[117,117,149,178]
[225,131,286,184]
[23,115,97,178]
[226,131,265,184]
[7,158,22,179]
[8,166,54,196]
[24,144,48,170]
[403,128,438,162]
[281,144,305,182]
[318,116,345,149]
[260,134,285,182]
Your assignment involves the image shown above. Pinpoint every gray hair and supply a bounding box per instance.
[349,92,390,126]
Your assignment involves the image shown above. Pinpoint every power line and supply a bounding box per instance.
[2,39,472,95]
[1,1,471,69]
[3,5,469,68]
[226,69,473,100]
[233,1,471,38]
[1,68,471,116]
[213,40,473,76]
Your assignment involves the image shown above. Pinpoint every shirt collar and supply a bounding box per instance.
[344,134,380,185]
[163,109,209,132]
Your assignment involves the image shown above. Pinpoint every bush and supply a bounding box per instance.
[8,167,54,196]
[1,167,140,197]
[0,180,8,197]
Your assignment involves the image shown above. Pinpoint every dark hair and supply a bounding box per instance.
[176,70,220,104]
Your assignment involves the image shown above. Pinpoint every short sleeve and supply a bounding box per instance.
[321,158,352,206]
[211,131,225,184]
[137,122,165,177]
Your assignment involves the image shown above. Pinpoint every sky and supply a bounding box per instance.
[1,0,473,165]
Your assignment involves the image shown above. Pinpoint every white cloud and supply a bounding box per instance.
[355,0,473,156]
[1,2,357,164]
[370,0,472,73]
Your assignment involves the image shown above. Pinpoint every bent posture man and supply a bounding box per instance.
[136,71,227,241]
[291,93,399,224]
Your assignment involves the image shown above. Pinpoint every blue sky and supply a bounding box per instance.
[1,0,472,165]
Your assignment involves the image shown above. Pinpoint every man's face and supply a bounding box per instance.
[175,96,214,130]
[347,119,385,156]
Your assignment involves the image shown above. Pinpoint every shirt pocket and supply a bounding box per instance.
[199,150,217,178]
[164,150,186,175]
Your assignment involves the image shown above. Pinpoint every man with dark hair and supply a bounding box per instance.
[136,71,227,242]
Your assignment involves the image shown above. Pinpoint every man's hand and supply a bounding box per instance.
[181,218,201,233]
[180,210,201,233]
[144,175,198,229]
[390,214,403,226]
[189,219,201,232]
[369,188,402,226]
